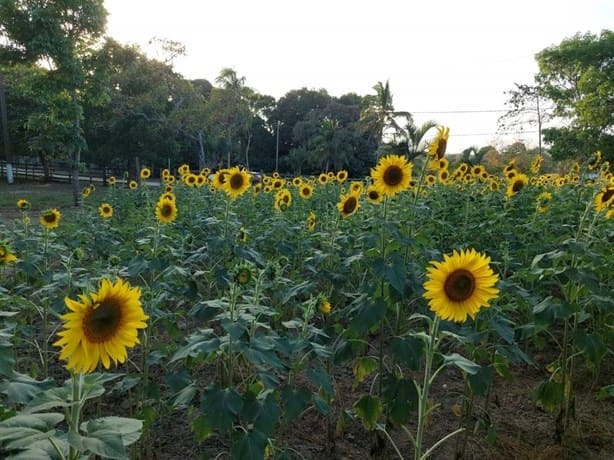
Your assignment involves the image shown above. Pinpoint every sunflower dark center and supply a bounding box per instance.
[602,188,614,203]
[444,269,476,302]
[369,190,379,200]
[343,196,357,214]
[161,204,173,217]
[44,214,56,223]
[436,140,447,159]
[84,301,122,343]
[302,187,311,196]
[230,174,244,190]
[383,165,403,186]
[512,180,525,193]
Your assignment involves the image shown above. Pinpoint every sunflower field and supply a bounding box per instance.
[0,144,613,459]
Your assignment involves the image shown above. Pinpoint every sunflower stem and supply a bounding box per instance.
[414,315,440,460]
[68,372,83,460]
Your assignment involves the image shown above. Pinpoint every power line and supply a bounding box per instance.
[413,109,508,114]
[452,130,539,137]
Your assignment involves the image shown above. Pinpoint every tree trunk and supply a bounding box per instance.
[198,130,206,169]
[39,152,52,182]
[70,90,82,207]
[244,133,252,171]
[0,71,14,184]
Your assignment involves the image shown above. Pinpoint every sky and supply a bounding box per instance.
[103,0,613,154]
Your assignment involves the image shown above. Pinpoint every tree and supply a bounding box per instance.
[498,84,548,156]
[360,80,411,155]
[0,0,107,205]
[519,30,612,161]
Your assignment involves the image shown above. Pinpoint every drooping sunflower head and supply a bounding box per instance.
[40,208,61,229]
[223,167,252,199]
[337,191,361,218]
[274,188,292,211]
[238,226,248,243]
[155,198,178,224]
[0,242,17,265]
[307,211,316,231]
[427,126,450,159]
[423,248,499,323]
[53,278,148,374]
[17,199,30,211]
[98,203,113,219]
[318,297,332,315]
[370,154,413,197]
[366,184,383,204]
[506,173,529,199]
[535,191,552,213]
[531,156,543,174]
[594,186,614,212]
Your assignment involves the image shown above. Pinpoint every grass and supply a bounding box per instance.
[0,179,77,218]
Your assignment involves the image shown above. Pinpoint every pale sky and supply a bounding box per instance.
[104,0,613,154]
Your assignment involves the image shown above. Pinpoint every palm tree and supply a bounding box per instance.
[402,120,439,160]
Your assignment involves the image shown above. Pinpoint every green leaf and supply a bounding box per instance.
[0,373,55,405]
[306,366,333,397]
[468,366,493,396]
[24,387,70,414]
[532,380,563,412]
[348,296,386,335]
[575,332,606,368]
[597,384,614,400]
[200,385,243,432]
[353,357,378,385]
[190,414,212,442]
[443,353,481,375]
[230,429,268,460]
[391,336,423,371]
[381,373,418,424]
[281,386,311,423]
[353,394,382,431]
[71,416,143,459]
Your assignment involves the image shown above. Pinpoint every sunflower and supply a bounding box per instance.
[224,167,252,199]
[98,203,113,218]
[299,183,314,199]
[155,198,178,223]
[82,187,92,198]
[425,174,436,186]
[184,173,198,187]
[594,186,614,212]
[489,180,500,192]
[505,173,528,198]
[319,298,331,315]
[423,248,499,322]
[196,174,207,187]
[0,243,17,265]
[437,169,450,184]
[370,154,413,197]
[317,173,329,185]
[161,168,170,178]
[178,164,190,176]
[234,264,253,285]
[292,177,303,187]
[107,176,117,186]
[272,178,285,189]
[17,199,30,211]
[535,192,552,213]
[200,167,211,176]
[307,211,316,231]
[128,180,138,190]
[274,189,292,211]
[140,168,152,179]
[350,181,364,195]
[531,156,543,174]
[427,126,450,159]
[366,184,383,204]
[165,175,176,185]
[160,192,175,202]
[40,208,61,229]
[238,227,248,243]
[211,170,228,190]
[336,170,348,183]
[471,165,484,177]
[337,191,361,218]
[53,278,148,373]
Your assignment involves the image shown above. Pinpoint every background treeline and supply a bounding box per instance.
[0,1,612,181]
